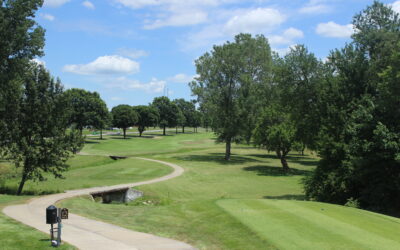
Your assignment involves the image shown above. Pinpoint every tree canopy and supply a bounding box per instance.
[3,63,83,195]
[63,88,109,135]
[133,105,159,136]
[151,96,179,136]
[303,1,400,215]
[0,0,45,149]
[111,105,138,139]
[190,33,272,160]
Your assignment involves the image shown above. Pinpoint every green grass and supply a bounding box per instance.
[82,130,216,156]
[4,131,400,249]
[59,132,400,249]
[2,155,173,194]
[0,195,75,250]
[0,147,175,249]
[217,199,400,250]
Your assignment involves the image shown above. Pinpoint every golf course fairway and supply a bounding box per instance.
[217,199,400,250]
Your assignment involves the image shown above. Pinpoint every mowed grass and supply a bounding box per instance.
[60,132,400,249]
[82,130,216,156]
[217,199,400,250]
[1,149,174,249]
[0,195,75,250]
[3,155,173,194]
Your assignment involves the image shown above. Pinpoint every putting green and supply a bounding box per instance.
[217,199,400,250]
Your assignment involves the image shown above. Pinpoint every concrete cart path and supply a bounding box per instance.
[3,157,195,250]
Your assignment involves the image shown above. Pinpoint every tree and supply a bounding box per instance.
[111,105,138,139]
[3,63,83,195]
[253,107,296,172]
[190,33,272,160]
[151,96,179,136]
[191,110,202,133]
[274,45,323,153]
[63,89,109,136]
[132,105,159,136]
[0,0,45,150]
[304,1,400,215]
[173,99,195,133]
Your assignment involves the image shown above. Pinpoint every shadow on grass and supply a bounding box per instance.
[175,153,262,165]
[84,140,100,144]
[243,165,311,176]
[248,154,318,168]
[264,194,306,200]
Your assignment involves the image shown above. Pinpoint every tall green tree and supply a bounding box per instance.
[151,96,179,136]
[274,45,323,153]
[304,1,400,215]
[173,99,195,133]
[0,0,45,149]
[111,105,138,139]
[190,33,272,160]
[63,89,109,135]
[3,63,83,195]
[253,106,297,172]
[132,105,159,136]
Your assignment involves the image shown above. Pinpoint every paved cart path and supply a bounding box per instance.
[3,157,195,250]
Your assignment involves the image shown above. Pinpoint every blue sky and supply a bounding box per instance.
[34,0,400,109]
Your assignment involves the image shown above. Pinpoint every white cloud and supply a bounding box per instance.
[272,44,297,56]
[41,13,55,21]
[143,10,208,29]
[63,55,140,75]
[299,0,332,14]
[316,22,354,38]
[391,1,400,13]
[44,0,70,8]
[31,58,46,66]
[82,1,95,9]
[116,48,148,59]
[108,77,166,93]
[283,28,304,39]
[223,8,286,35]
[167,73,196,83]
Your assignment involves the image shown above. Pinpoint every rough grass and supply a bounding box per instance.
[0,195,75,250]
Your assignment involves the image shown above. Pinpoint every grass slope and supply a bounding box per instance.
[3,156,172,194]
[217,199,400,250]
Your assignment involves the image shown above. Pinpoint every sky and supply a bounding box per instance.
[34,0,400,109]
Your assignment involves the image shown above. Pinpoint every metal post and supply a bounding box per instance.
[57,208,62,247]
[50,223,54,241]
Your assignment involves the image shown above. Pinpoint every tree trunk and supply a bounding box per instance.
[100,128,103,140]
[225,137,231,161]
[182,126,185,133]
[301,145,305,156]
[163,125,166,135]
[280,157,290,172]
[139,126,144,137]
[123,128,126,139]
[176,126,178,134]
[276,150,290,172]
[17,171,28,195]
